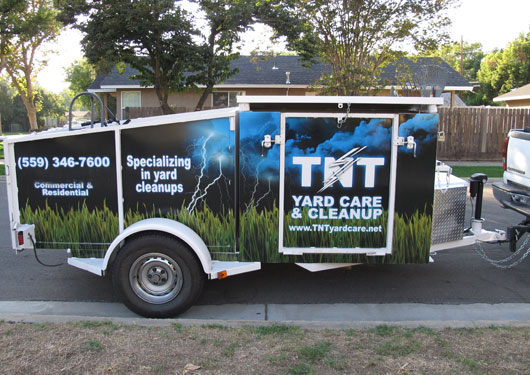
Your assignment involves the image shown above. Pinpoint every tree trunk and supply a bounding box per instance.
[6,65,38,130]
[25,102,38,131]
[155,86,174,115]
[160,101,174,115]
[195,27,216,112]
[195,86,213,111]
[16,86,38,130]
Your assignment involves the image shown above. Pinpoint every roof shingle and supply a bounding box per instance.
[89,55,471,90]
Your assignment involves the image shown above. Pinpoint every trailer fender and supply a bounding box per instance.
[102,218,212,275]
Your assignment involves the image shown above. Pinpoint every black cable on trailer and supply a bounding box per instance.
[28,234,64,267]
[463,195,475,233]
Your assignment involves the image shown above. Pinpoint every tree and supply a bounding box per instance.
[78,0,200,115]
[191,0,256,111]
[0,78,15,132]
[261,0,457,96]
[420,40,485,105]
[36,89,67,127]
[0,0,61,130]
[64,58,96,108]
[68,0,256,113]
[477,30,530,104]
[424,41,484,83]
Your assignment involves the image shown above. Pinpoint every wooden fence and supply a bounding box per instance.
[125,106,212,118]
[437,107,530,161]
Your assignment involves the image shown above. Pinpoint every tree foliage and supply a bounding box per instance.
[0,77,66,131]
[191,0,256,110]
[37,89,67,124]
[477,30,530,104]
[64,58,96,108]
[419,40,485,105]
[0,77,15,131]
[69,0,257,114]
[0,0,61,130]
[261,0,457,95]
[425,41,484,83]
[77,0,199,114]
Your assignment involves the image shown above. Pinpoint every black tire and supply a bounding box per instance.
[112,234,204,318]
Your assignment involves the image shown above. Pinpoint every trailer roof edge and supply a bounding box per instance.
[237,95,444,106]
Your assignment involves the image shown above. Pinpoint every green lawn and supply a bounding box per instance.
[0,164,4,176]
[450,165,504,178]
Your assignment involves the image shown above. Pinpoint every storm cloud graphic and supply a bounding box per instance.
[398,113,439,154]
[238,112,438,210]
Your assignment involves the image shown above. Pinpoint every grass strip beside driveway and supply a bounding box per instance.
[449,165,503,179]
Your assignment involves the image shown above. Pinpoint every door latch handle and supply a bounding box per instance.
[261,135,281,156]
[395,136,417,158]
[261,135,272,149]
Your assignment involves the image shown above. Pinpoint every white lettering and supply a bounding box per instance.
[292,156,321,187]
[357,158,385,188]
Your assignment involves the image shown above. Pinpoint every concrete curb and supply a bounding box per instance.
[3,301,530,329]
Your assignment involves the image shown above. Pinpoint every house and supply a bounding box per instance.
[493,83,530,107]
[88,56,472,120]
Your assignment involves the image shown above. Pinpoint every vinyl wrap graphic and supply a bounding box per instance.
[14,111,437,264]
[282,117,391,250]
[239,112,437,264]
[239,112,281,262]
[121,118,236,257]
[15,132,119,255]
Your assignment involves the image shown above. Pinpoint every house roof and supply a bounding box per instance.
[493,83,530,103]
[88,55,472,92]
[380,57,472,91]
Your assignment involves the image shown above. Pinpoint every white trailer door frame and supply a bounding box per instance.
[278,113,400,256]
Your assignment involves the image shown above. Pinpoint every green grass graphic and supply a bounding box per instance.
[20,202,118,257]
[240,203,282,262]
[240,204,432,264]
[124,203,237,261]
[20,201,431,264]
[20,201,236,260]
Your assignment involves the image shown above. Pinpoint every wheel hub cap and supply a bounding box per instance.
[129,253,183,304]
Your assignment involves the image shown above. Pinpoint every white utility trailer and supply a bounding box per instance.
[3,95,506,317]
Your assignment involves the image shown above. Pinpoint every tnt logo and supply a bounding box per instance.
[292,147,384,190]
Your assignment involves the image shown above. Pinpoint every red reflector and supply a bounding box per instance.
[17,231,24,246]
[217,270,228,279]
[503,137,509,171]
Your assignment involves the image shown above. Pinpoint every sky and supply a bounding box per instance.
[35,0,530,94]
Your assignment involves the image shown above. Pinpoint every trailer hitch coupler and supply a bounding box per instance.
[469,173,488,220]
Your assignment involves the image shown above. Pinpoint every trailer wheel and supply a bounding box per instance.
[112,235,204,318]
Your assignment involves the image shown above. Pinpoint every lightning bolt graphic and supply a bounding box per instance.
[254,177,272,209]
[317,146,367,193]
[186,134,214,212]
[246,158,265,210]
[187,157,224,212]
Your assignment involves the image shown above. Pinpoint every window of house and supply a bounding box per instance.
[121,91,141,119]
[212,91,244,109]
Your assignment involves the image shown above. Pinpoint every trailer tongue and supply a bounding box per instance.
[3,95,509,318]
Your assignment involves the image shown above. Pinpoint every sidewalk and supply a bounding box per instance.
[2,301,530,329]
